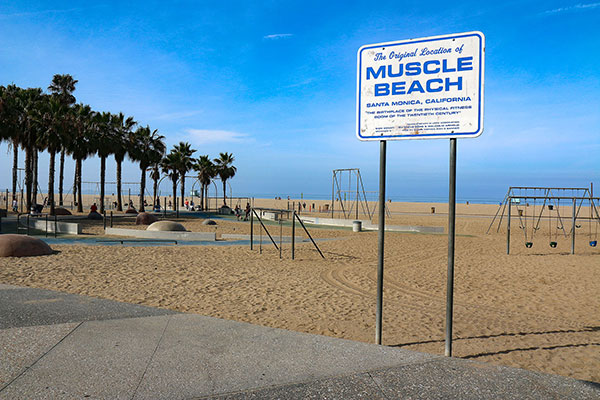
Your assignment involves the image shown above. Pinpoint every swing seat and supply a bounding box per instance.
[525,242,533,248]
[590,241,597,247]
[549,241,557,248]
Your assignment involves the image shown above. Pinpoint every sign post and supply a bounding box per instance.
[357,32,485,354]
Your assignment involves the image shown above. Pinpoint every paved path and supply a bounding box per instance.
[0,283,598,399]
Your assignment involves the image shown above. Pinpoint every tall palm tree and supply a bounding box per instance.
[48,74,78,206]
[213,152,236,207]
[161,151,181,211]
[69,104,94,213]
[171,142,196,207]
[149,161,161,209]
[131,126,165,212]
[92,111,115,213]
[20,88,45,212]
[112,112,136,211]
[193,155,214,211]
[35,97,67,215]
[0,85,21,203]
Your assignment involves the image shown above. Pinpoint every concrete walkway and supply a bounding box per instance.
[0,284,598,399]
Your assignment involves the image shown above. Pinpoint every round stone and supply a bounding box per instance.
[136,212,159,225]
[53,207,72,216]
[202,219,217,225]
[0,234,54,257]
[125,207,138,215]
[147,221,186,232]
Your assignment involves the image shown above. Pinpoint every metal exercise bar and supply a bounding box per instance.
[508,196,600,200]
[251,209,279,251]
[294,213,324,259]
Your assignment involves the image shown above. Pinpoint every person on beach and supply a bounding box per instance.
[90,203,98,213]
[244,202,251,221]
[234,205,242,220]
[12,198,18,212]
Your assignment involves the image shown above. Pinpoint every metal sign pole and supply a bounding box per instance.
[445,138,457,357]
[375,140,387,345]
[571,198,576,255]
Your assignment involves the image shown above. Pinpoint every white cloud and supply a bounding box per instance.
[542,2,600,15]
[263,33,293,40]
[184,129,250,144]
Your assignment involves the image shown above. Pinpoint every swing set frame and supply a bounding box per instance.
[505,194,600,254]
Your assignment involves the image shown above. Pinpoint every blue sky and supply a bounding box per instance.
[1,1,598,202]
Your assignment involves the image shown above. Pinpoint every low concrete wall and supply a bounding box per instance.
[21,218,82,235]
[105,227,216,241]
[299,216,443,234]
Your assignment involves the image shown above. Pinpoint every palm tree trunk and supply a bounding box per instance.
[200,184,205,211]
[116,160,123,211]
[32,150,38,206]
[25,148,32,212]
[59,149,65,206]
[139,167,146,212]
[205,185,209,211]
[48,151,56,215]
[73,160,78,210]
[153,176,158,210]
[181,175,185,207]
[11,140,18,201]
[172,178,177,212]
[100,156,106,213]
[222,180,227,207]
[76,159,83,213]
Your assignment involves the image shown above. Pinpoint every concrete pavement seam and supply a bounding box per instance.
[366,371,390,400]
[130,314,173,400]
[0,320,84,394]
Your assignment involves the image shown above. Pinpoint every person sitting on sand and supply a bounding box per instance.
[90,203,98,213]
[234,205,242,220]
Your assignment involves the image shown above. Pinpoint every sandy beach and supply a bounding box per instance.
[0,200,598,383]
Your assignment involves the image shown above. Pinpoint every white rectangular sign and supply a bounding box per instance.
[357,31,485,140]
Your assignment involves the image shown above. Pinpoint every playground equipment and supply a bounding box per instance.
[488,186,600,254]
[505,195,600,254]
[250,208,324,260]
[330,168,374,220]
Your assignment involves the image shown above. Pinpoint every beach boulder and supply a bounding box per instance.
[87,211,103,220]
[125,207,138,215]
[147,221,186,232]
[202,219,217,225]
[136,212,159,225]
[0,234,53,257]
[53,207,72,216]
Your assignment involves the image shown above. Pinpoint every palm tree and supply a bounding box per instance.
[48,74,78,206]
[0,85,21,203]
[35,97,67,215]
[193,155,214,211]
[149,161,161,210]
[161,151,181,211]
[92,111,115,213]
[69,104,94,213]
[131,126,165,212]
[171,142,196,207]
[112,112,136,211]
[20,87,45,212]
[213,152,236,207]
